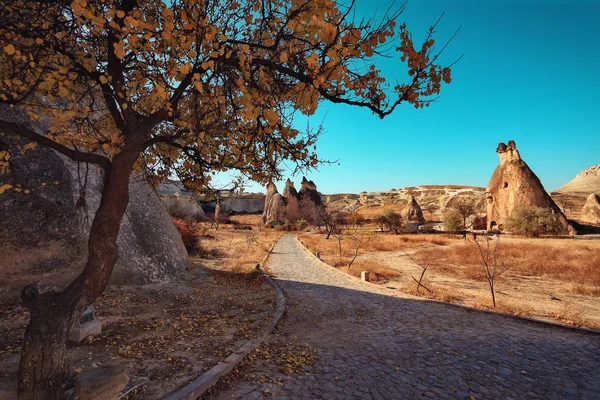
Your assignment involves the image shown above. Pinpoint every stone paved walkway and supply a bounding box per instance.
[212,236,600,400]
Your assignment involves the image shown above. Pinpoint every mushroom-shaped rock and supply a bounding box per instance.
[486,140,573,234]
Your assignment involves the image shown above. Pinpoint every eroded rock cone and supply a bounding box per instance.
[283,179,300,222]
[261,181,286,226]
[581,193,600,225]
[298,177,323,223]
[485,140,573,234]
[401,195,425,232]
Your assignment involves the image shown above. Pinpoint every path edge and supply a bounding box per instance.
[296,235,600,335]
[164,240,285,400]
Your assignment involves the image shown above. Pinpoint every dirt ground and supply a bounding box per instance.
[0,225,279,399]
[301,232,600,330]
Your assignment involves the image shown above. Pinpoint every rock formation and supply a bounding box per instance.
[485,140,572,233]
[260,181,286,226]
[298,177,323,223]
[158,180,206,220]
[401,195,425,232]
[260,177,323,226]
[283,179,300,222]
[581,193,600,225]
[557,164,600,194]
[0,107,189,285]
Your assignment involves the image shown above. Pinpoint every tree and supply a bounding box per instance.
[505,206,565,237]
[347,209,365,230]
[316,206,346,239]
[474,235,508,309]
[346,228,374,268]
[382,208,402,234]
[375,214,387,232]
[0,1,455,397]
[450,199,477,230]
[442,209,463,232]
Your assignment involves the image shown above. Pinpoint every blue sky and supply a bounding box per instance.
[243,0,600,194]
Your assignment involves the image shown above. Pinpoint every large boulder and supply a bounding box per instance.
[0,108,188,286]
[581,193,600,225]
[485,140,572,233]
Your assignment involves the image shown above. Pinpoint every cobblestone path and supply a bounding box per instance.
[212,236,600,400]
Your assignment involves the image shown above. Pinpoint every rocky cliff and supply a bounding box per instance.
[557,164,600,194]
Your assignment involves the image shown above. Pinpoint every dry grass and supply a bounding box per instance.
[199,226,281,274]
[335,258,401,282]
[300,232,455,259]
[415,239,600,287]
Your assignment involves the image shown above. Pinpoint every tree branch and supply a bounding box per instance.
[0,120,111,171]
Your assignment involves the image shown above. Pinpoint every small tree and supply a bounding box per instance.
[383,209,402,234]
[316,206,346,239]
[347,210,365,230]
[405,252,431,294]
[451,199,477,230]
[346,228,374,268]
[375,215,387,232]
[442,210,463,232]
[505,206,565,237]
[474,236,508,309]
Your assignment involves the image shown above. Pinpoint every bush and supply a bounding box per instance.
[505,206,566,237]
[443,210,463,232]
[172,217,201,254]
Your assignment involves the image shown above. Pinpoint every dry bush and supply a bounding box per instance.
[415,240,600,286]
[571,284,600,297]
[172,217,202,255]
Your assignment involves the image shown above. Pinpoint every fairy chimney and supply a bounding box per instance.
[402,195,425,232]
[485,141,572,233]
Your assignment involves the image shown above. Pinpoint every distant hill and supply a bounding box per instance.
[323,185,487,221]
[557,164,600,194]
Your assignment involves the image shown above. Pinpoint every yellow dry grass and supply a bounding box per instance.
[199,226,281,274]
[415,239,600,286]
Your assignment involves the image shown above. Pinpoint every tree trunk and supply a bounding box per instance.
[18,149,138,400]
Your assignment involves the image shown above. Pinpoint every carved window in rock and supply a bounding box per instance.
[503,182,508,188]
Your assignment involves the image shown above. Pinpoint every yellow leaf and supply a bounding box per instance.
[122,103,128,110]
[0,184,12,194]
[279,52,288,63]
[3,44,15,56]
[75,367,83,374]
[116,10,125,18]
[99,75,108,84]
[35,38,44,45]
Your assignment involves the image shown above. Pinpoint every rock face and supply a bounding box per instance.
[158,180,206,220]
[581,193,600,225]
[401,195,425,232]
[485,141,571,233]
[0,109,188,285]
[557,164,600,194]
[260,177,323,226]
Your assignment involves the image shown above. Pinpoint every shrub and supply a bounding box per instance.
[443,210,463,232]
[505,206,566,237]
[172,217,201,255]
